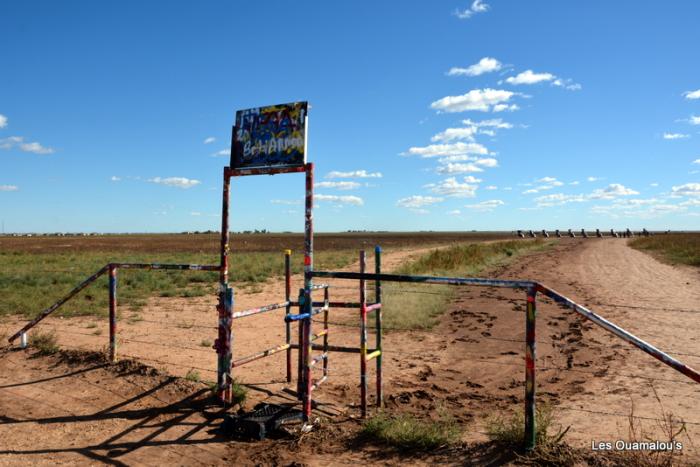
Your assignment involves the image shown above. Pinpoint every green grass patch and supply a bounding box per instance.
[361,412,460,450]
[185,369,200,382]
[485,403,568,449]
[629,233,700,267]
[29,330,60,356]
[0,250,355,319]
[382,240,547,330]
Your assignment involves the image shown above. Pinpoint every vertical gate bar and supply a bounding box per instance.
[374,245,382,407]
[303,290,313,419]
[323,286,329,380]
[302,162,314,420]
[219,286,234,403]
[108,264,117,363]
[524,286,537,451]
[360,250,368,417]
[285,249,292,383]
[217,168,232,404]
[297,288,305,397]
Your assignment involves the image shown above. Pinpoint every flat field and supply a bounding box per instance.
[1,233,699,465]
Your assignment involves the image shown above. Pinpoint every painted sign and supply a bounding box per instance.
[231,101,308,169]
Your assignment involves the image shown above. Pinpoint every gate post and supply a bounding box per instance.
[217,167,232,404]
[524,286,537,451]
[285,249,292,383]
[108,264,117,363]
[359,250,368,417]
[374,245,383,407]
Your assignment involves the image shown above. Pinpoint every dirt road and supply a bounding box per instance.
[1,238,698,465]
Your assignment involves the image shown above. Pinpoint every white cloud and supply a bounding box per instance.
[0,114,7,128]
[0,136,22,149]
[492,103,519,112]
[454,0,489,19]
[314,194,364,206]
[326,170,383,179]
[463,118,513,130]
[552,78,582,91]
[203,137,216,144]
[474,157,498,167]
[672,183,700,197]
[650,182,659,187]
[436,163,484,174]
[314,181,361,190]
[465,199,504,211]
[430,88,516,113]
[447,209,462,215]
[587,176,600,182]
[570,181,580,185]
[190,211,202,216]
[431,127,477,143]
[405,141,489,158]
[684,89,700,100]
[396,195,443,209]
[463,175,482,183]
[20,141,54,154]
[505,70,555,85]
[0,136,54,154]
[212,149,229,157]
[110,176,121,182]
[535,184,638,207]
[484,185,497,190]
[689,115,700,125]
[424,177,478,198]
[523,177,564,194]
[448,57,501,77]
[0,185,19,192]
[148,177,201,189]
[663,132,689,140]
[271,199,302,205]
[589,184,639,199]
[693,159,700,165]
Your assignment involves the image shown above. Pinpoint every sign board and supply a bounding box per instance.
[231,101,308,169]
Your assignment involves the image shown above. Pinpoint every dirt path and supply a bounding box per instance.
[1,239,699,465]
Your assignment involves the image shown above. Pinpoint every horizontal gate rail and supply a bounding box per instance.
[7,262,221,344]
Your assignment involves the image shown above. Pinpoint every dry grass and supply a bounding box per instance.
[609,387,691,467]
[381,239,548,330]
[360,411,460,450]
[629,233,700,267]
[29,330,60,355]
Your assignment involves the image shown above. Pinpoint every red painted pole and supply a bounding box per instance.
[285,249,292,383]
[108,264,117,363]
[524,287,537,451]
[359,250,368,418]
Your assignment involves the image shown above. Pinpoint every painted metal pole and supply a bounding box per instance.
[8,265,109,343]
[524,287,537,451]
[323,286,329,381]
[216,167,232,404]
[375,245,383,408]
[285,249,292,383]
[108,265,118,363]
[301,163,315,420]
[536,284,700,384]
[297,288,306,397]
[359,250,368,417]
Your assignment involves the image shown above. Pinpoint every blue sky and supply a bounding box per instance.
[1,0,699,233]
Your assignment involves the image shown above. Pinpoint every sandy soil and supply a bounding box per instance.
[1,238,699,465]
